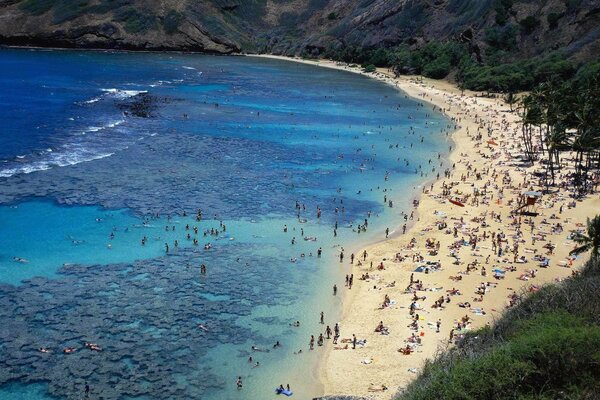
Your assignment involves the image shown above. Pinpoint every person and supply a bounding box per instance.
[273,341,281,348]
[85,382,90,397]
[320,311,324,324]
[333,284,337,295]
[236,376,243,389]
[352,334,357,349]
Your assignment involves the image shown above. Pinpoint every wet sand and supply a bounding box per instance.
[254,54,600,399]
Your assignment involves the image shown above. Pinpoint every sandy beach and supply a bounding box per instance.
[255,54,600,399]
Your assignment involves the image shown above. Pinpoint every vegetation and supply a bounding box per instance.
[114,7,157,34]
[519,64,600,195]
[322,41,589,93]
[397,252,600,400]
[570,216,600,258]
[162,10,184,35]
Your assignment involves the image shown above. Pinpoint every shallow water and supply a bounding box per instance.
[0,49,451,399]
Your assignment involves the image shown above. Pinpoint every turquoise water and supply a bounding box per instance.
[0,49,452,399]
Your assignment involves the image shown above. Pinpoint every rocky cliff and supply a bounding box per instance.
[0,0,599,62]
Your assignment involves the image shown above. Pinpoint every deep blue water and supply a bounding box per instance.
[0,48,451,399]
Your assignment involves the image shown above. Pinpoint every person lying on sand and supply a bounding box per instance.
[368,384,388,392]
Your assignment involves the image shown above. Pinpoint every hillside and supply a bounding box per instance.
[0,0,599,64]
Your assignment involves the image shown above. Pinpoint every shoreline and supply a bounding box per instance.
[251,54,464,397]
[251,54,599,399]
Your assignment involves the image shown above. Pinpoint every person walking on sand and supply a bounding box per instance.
[352,334,357,349]
[320,311,324,324]
[309,335,315,350]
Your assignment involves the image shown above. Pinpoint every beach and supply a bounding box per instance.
[255,55,600,399]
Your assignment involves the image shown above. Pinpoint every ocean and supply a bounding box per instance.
[0,48,451,399]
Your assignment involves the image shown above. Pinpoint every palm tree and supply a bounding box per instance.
[570,215,600,258]
[504,91,517,112]
[544,126,570,187]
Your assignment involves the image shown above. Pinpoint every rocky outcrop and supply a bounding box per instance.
[0,0,599,63]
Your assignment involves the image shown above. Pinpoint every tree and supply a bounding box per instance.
[570,215,600,259]
[504,91,517,111]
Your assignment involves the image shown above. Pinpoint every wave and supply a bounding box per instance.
[101,88,147,99]
[0,119,127,178]
[79,88,147,105]
[77,120,125,135]
[182,66,196,70]
[0,149,115,178]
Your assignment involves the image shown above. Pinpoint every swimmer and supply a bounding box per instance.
[13,257,29,263]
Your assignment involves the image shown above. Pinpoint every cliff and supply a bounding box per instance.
[0,0,599,62]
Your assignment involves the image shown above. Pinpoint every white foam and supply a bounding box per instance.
[83,97,102,104]
[0,151,115,178]
[182,66,196,70]
[101,88,147,99]
[78,120,125,135]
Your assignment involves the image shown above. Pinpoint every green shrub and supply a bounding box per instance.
[163,10,183,34]
[52,0,89,24]
[362,64,376,73]
[519,15,540,34]
[547,12,562,30]
[19,0,54,15]
[422,55,452,79]
[485,24,518,51]
[115,7,156,34]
